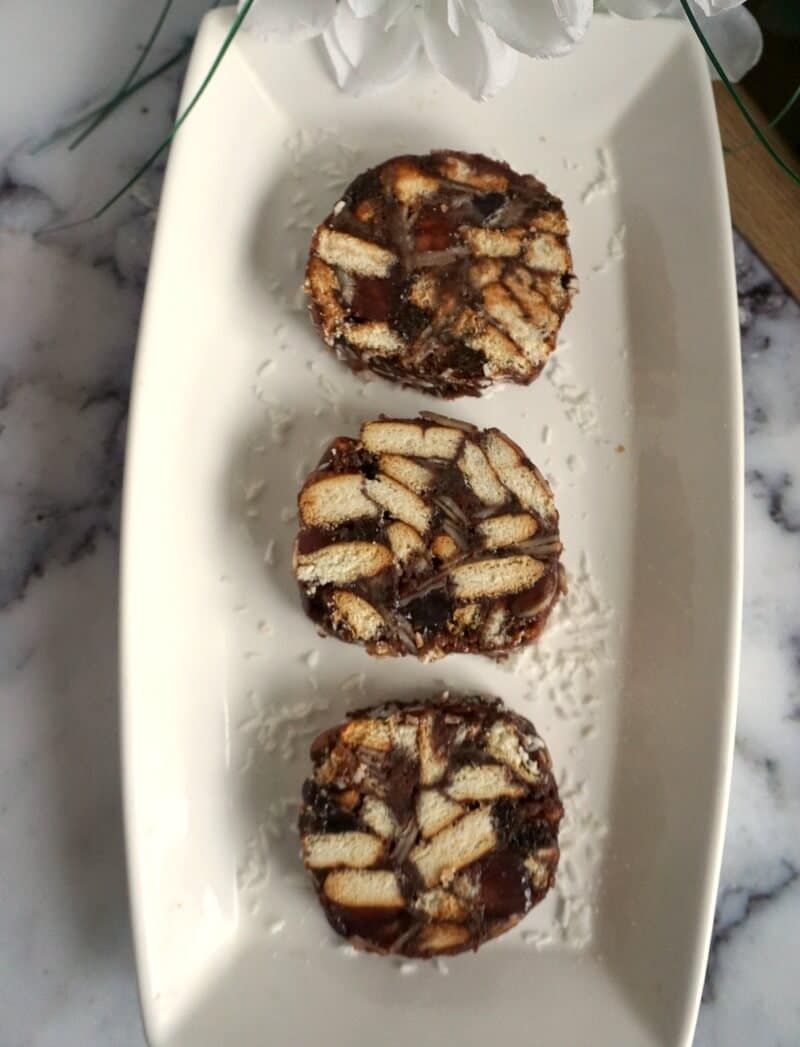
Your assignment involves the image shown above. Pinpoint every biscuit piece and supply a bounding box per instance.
[293,414,564,661]
[298,693,562,956]
[304,151,576,398]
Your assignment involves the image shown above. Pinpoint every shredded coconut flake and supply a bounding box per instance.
[592,224,626,274]
[238,693,331,764]
[521,928,554,949]
[340,672,366,695]
[257,619,273,638]
[501,551,611,949]
[236,825,272,898]
[266,403,296,445]
[581,147,617,204]
[304,650,320,670]
[545,356,599,433]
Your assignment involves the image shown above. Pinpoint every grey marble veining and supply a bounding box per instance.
[1,3,799,1045]
[694,235,800,1047]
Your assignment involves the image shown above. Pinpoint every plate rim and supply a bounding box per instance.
[120,10,744,1046]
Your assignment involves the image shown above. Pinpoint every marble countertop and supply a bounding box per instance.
[1,3,798,1045]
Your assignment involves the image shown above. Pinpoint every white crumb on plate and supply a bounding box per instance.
[592,225,626,274]
[499,551,611,949]
[340,672,366,695]
[522,928,554,949]
[608,224,626,260]
[238,693,331,765]
[580,146,617,204]
[266,403,296,445]
[545,356,599,433]
[244,479,265,502]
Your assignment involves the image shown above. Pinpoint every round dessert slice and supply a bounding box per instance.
[293,413,565,662]
[304,150,577,398]
[299,692,562,957]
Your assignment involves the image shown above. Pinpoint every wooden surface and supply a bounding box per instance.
[714,82,800,299]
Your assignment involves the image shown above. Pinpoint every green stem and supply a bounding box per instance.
[727,79,800,155]
[32,41,191,155]
[769,79,800,130]
[69,0,176,150]
[45,0,255,232]
[678,0,800,187]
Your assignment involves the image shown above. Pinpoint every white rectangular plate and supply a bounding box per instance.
[122,10,742,1047]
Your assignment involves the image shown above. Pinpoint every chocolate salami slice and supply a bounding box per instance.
[293,414,565,662]
[299,693,562,957]
[304,150,577,398]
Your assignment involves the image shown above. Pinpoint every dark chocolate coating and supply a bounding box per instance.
[304,150,577,398]
[299,693,563,957]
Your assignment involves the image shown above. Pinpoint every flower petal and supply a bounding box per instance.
[602,0,672,19]
[665,0,763,82]
[470,0,592,58]
[347,0,389,17]
[383,0,417,29]
[240,0,337,40]
[447,0,463,35]
[693,0,747,15]
[323,6,421,95]
[421,2,519,100]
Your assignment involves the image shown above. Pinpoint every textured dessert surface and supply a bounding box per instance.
[304,150,576,398]
[299,693,563,956]
[293,413,565,662]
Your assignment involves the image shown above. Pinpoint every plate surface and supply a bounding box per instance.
[122,10,742,1046]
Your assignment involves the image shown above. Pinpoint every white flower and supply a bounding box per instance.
[603,0,762,82]
[469,0,593,58]
[242,0,592,99]
[241,0,761,96]
[324,4,422,97]
[240,0,338,41]
[415,2,522,101]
